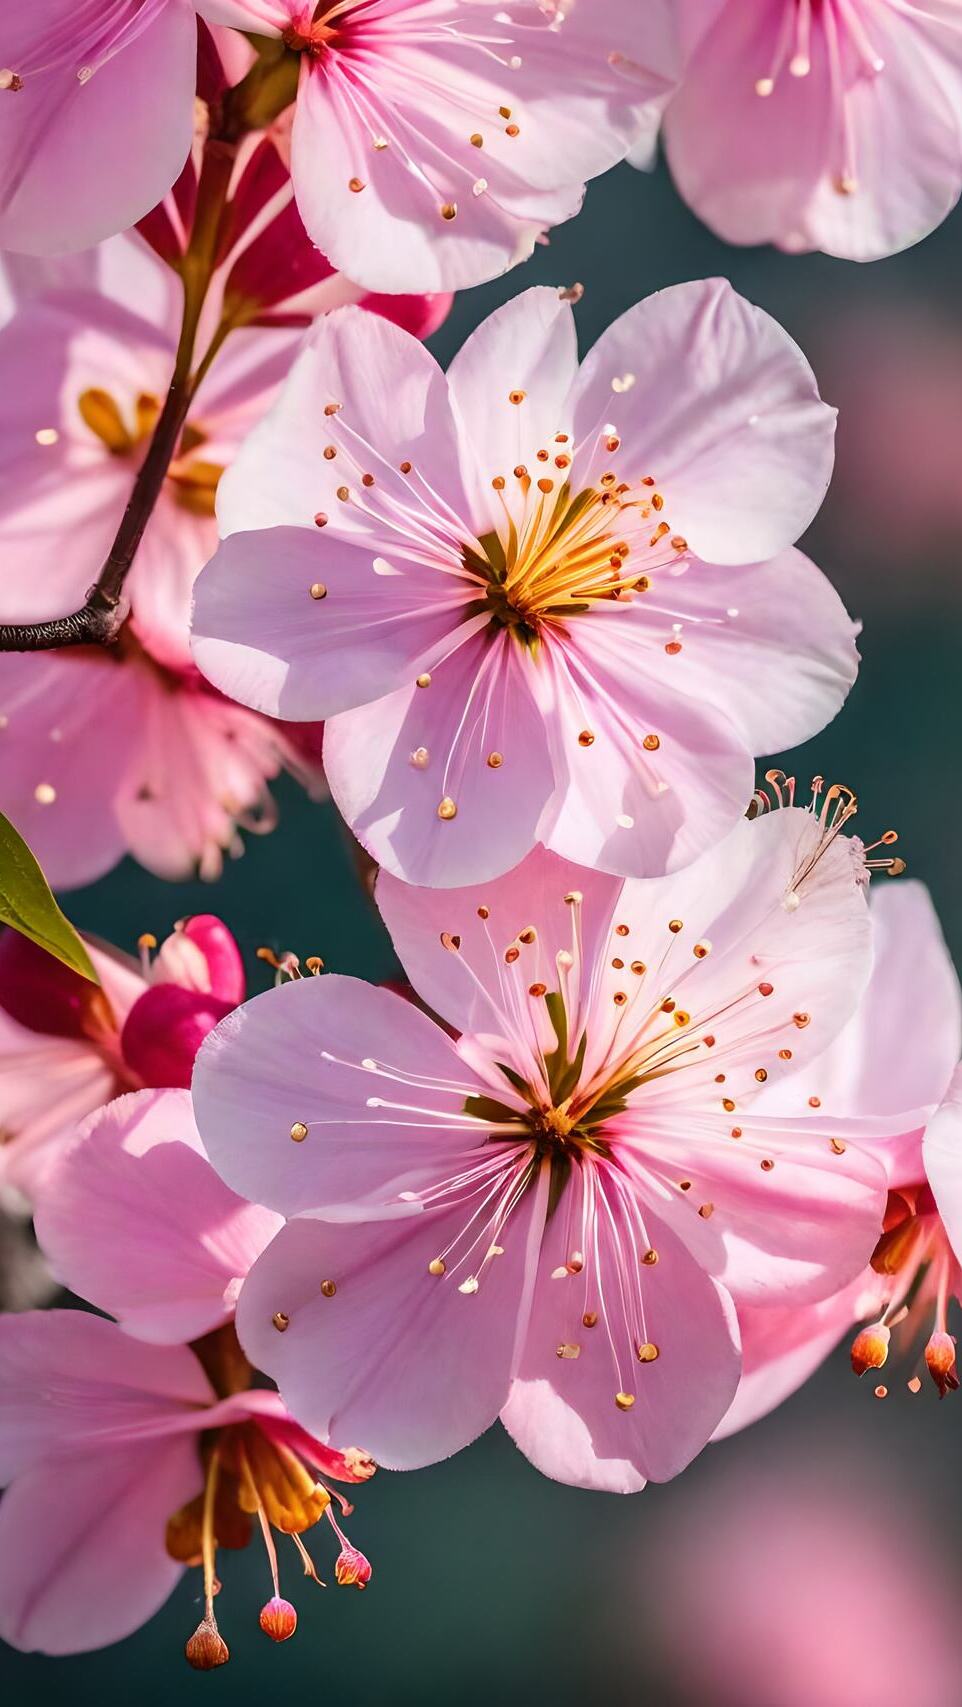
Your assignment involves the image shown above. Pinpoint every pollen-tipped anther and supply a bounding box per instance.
[925,1331,960,1399]
[259,1597,298,1642]
[185,1616,230,1670]
[850,1322,890,1376]
[335,1546,373,1588]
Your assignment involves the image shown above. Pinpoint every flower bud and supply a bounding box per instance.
[850,1322,890,1376]
[335,1546,373,1589]
[185,1616,229,1670]
[925,1331,960,1399]
[259,1596,298,1642]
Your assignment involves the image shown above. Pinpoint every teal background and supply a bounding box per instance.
[3,152,962,1704]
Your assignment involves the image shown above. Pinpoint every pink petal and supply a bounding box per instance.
[0,651,143,890]
[151,914,245,1005]
[112,672,311,885]
[126,496,216,671]
[663,2,834,250]
[580,806,875,1101]
[620,1109,888,1305]
[601,546,858,755]
[235,1166,549,1470]
[0,1440,193,1654]
[0,1310,214,1481]
[789,3,962,261]
[536,615,755,878]
[376,844,621,1040]
[761,881,962,1121]
[194,2,287,29]
[192,526,474,721]
[0,0,197,255]
[192,972,503,1217]
[120,986,235,1088]
[213,305,469,541]
[923,1063,962,1268]
[34,1089,283,1344]
[713,1276,868,1440]
[324,625,555,886]
[567,278,836,565]
[501,1165,740,1490]
[285,0,667,293]
[445,287,579,533]
[0,1016,119,1203]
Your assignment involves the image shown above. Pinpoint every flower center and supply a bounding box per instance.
[465,463,687,643]
[76,387,223,515]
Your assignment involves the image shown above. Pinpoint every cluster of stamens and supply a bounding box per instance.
[177,1325,372,1671]
[850,1186,960,1402]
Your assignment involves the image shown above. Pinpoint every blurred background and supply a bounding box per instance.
[3,152,961,1707]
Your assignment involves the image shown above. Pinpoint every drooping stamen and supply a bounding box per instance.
[185,1450,229,1670]
[256,1509,298,1641]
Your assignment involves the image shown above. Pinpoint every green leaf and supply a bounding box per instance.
[0,812,99,984]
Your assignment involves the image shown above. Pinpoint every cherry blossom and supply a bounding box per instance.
[192,795,898,1493]
[193,280,856,886]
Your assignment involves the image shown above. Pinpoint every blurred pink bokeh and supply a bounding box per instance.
[619,1435,959,1707]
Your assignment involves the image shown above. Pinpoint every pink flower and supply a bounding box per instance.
[0,229,326,887]
[0,1086,374,1658]
[193,280,855,888]
[194,1,677,291]
[658,0,962,262]
[0,1,199,255]
[0,913,244,1202]
[717,878,962,1437]
[192,796,896,1494]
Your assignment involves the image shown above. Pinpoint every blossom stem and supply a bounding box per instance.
[0,43,298,654]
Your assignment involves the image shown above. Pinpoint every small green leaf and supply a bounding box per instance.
[0,812,99,984]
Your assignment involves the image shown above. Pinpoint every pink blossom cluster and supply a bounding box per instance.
[0,0,960,1683]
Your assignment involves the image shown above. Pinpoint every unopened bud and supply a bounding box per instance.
[335,1546,373,1589]
[259,1596,297,1642]
[850,1322,890,1376]
[185,1616,229,1670]
[925,1330,960,1399]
